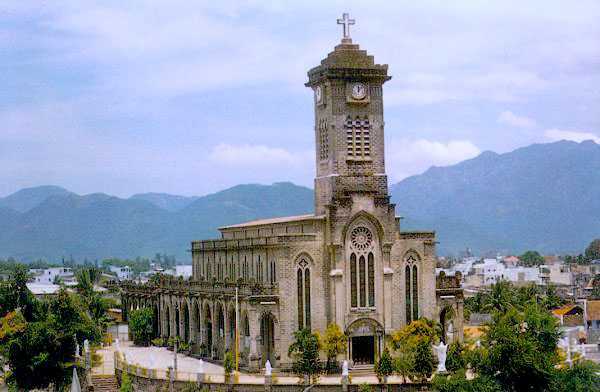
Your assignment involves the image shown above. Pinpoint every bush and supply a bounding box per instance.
[432,370,502,392]
[120,372,133,392]
[374,347,394,383]
[128,308,154,346]
[223,351,234,376]
[551,360,600,392]
[288,328,321,381]
[445,342,466,372]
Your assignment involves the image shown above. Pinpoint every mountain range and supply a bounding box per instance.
[1,140,598,261]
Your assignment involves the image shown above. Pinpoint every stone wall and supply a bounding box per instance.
[116,369,429,391]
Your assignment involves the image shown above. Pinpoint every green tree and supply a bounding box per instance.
[474,305,560,392]
[374,347,394,387]
[288,328,321,381]
[519,250,545,267]
[432,370,502,392]
[319,323,347,372]
[483,280,514,313]
[541,284,564,310]
[390,319,437,383]
[585,239,600,261]
[223,351,234,382]
[129,308,154,346]
[445,342,466,372]
[550,360,600,392]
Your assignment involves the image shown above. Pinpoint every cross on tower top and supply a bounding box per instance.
[337,13,355,42]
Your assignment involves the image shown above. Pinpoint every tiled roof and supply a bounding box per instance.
[552,304,582,316]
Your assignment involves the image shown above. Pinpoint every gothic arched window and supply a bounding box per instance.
[269,260,277,284]
[350,253,357,308]
[297,257,311,330]
[404,251,420,324]
[348,226,375,309]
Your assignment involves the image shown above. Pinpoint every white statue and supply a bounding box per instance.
[342,360,349,376]
[265,360,272,376]
[83,339,89,353]
[75,343,80,357]
[434,342,448,373]
[198,359,204,374]
[579,342,586,358]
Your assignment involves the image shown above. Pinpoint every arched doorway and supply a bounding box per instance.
[216,304,225,359]
[196,302,202,344]
[174,302,180,338]
[440,305,456,344]
[153,304,159,338]
[183,302,190,343]
[346,318,383,366]
[260,313,276,367]
[228,307,236,350]
[203,304,212,357]
[165,305,171,337]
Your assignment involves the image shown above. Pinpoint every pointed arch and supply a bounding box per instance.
[295,253,313,330]
[404,250,421,324]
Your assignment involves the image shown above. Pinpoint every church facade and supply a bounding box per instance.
[121,18,463,371]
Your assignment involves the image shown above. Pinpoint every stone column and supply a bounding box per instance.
[211,303,218,359]
[170,301,176,338]
[179,302,185,340]
[248,309,261,371]
[224,305,231,350]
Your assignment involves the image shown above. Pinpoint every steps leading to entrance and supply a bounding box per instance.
[92,375,119,392]
[350,365,375,376]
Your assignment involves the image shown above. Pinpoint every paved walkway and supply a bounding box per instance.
[91,342,392,385]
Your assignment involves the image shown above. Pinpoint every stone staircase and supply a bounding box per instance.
[91,375,119,392]
[349,365,375,376]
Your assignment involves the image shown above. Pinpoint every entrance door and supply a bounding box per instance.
[260,314,275,367]
[352,336,375,365]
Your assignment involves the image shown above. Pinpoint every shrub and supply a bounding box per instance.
[128,308,154,346]
[374,347,394,383]
[119,372,133,392]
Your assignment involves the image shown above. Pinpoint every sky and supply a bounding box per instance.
[1,0,599,198]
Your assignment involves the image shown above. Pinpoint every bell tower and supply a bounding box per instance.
[306,14,392,215]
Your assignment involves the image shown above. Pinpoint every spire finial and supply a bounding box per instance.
[337,13,355,42]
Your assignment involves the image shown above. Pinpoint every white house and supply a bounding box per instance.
[30,267,75,285]
[109,265,132,281]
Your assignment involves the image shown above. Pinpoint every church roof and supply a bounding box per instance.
[218,214,324,230]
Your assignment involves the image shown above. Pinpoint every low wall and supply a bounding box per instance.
[115,370,429,392]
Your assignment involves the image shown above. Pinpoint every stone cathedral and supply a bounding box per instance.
[121,15,463,372]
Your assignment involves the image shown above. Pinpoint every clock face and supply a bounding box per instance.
[315,86,322,103]
[351,83,367,100]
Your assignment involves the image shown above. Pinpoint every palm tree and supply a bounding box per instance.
[484,280,514,313]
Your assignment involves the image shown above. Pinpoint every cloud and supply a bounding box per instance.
[544,129,600,143]
[386,138,481,181]
[208,143,312,167]
[497,111,537,128]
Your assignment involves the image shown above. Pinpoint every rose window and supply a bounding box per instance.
[350,227,373,251]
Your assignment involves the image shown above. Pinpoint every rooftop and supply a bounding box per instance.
[219,214,324,230]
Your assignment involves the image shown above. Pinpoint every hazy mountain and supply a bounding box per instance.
[391,140,600,255]
[0,185,72,212]
[130,193,199,212]
[0,182,313,262]
[1,141,598,261]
